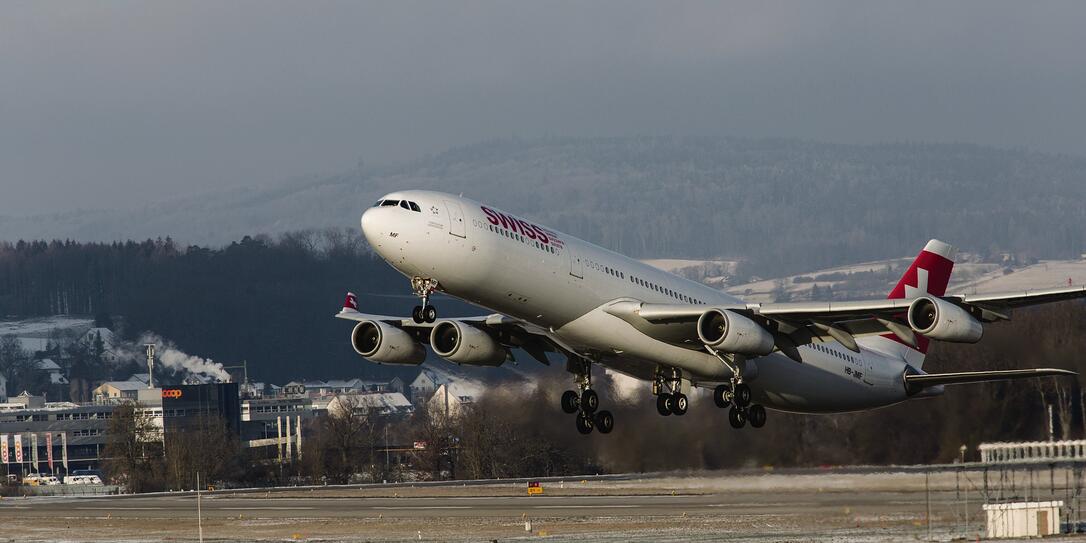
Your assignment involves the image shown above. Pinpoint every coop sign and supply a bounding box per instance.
[161,389,183,399]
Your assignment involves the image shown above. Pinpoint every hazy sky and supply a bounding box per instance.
[2,1,1084,215]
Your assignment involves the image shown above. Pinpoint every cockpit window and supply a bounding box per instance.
[381,200,400,207]
[400,200,410,210]
[374,200,383,207]
[409,201,421,212]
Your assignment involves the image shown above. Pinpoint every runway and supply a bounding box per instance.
[0,468,1073,541]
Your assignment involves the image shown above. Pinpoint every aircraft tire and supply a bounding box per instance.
[575,412,594,434]
[580,389,599,413]
[734,383,752,407]
[748,404,767,428]
[560,390,580,414]
[671,393,688,416]
[728,406,747,429]
[422,305,438,323]
[594,410,614,434]
[411,306,424,324]
[713,385,731,409]
[656,394,672,416]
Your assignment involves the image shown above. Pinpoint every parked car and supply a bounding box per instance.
[63,475,103,485]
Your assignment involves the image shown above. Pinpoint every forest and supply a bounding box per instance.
[0,232,479,384]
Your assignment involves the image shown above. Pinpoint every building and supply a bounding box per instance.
[92,381,146,401]
[35,359,68,386]
[0,392,116,476]
[323,392,413,418]
[240,395,313,442]
[409,371,439,402]
[983,501,1063,538]
[161,383,242,435]
[427,383,476,418]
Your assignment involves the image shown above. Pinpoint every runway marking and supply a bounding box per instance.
[532,504,640,509]
[75,507,167,510]
[217,507,316,511]
[371,506,473,510]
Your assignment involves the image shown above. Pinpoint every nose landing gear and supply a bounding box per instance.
[410,277,440,324]
[560,357,613,434]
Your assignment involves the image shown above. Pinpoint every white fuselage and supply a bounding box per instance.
[361,190,921,413]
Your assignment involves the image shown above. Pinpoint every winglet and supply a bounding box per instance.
[343,292,359,311]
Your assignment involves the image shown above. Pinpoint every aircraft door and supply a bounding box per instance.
[568,242,584,279]
[444,200,466,238]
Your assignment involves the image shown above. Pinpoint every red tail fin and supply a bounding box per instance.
[870,240,956,361]
[887,239,956,301]
[343,292,359,311]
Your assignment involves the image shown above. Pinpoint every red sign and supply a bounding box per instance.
[162,389,183,399]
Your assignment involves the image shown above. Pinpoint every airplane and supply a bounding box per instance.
[337,190,1079,434]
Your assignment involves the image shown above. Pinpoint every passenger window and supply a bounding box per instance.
[409,202,421,212]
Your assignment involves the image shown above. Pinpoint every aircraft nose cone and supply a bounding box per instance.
[360,208,379,246]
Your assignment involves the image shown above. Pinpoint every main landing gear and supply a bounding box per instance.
[704,347,767,429]
[653,367,689,417]
[713,382,766,429]
[410,276,440,324]
[560,357,614,435]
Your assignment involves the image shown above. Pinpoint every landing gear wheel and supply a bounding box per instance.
[656,394,673,416]
[748,404,767,428]
[411,306,424,324]
[594,410,614,434]
[713,385,731,409]
[560,390,580,414]
[575,413,594,434]
[422,305,438,323]
[671,393,689,416]
[580,389,599,413]
[728,406,747,429]
[733,383,752,408]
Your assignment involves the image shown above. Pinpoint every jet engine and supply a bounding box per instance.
[430,320,507,366]
[697,309,775,355]
[907,296,983,343]
[351,321,426,365]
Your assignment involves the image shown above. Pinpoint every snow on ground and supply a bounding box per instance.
[0,316,95,353]
[950,259,1086,294]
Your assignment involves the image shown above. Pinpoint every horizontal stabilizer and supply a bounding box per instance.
[905,368,1076,390]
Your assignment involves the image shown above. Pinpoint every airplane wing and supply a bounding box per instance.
[608,284,1086,359]
[904,368,1076,392]
[335,296,568,366]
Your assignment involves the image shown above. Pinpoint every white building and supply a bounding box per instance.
[427,383,477,418]
[983,501,1062,538]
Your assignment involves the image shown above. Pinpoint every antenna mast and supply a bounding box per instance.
[144,343,156,388]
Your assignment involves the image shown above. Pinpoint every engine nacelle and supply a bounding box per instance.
[351,321,426,365]
[907,296,983,343]
[430,320,506,366]
[697,309,775,355]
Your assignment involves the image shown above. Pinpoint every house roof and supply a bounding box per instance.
[35,359,61,371]
[96,381,146,392]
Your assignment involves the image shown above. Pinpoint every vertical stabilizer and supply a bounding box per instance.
[861,239,956,368]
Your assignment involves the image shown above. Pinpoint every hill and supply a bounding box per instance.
[2,137,1085,275]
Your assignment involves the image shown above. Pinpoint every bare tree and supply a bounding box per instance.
[102,403,164,493]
